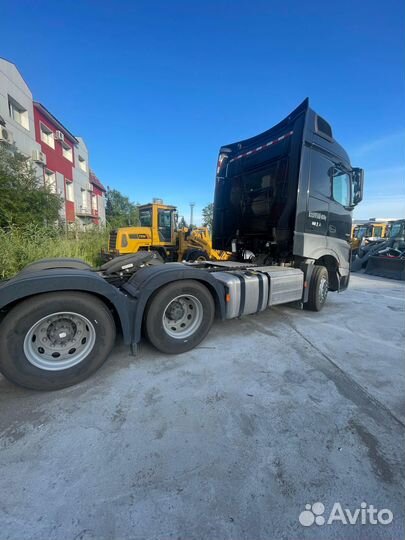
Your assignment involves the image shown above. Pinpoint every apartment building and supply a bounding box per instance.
[0,58,42,172]
[0,58,106,227]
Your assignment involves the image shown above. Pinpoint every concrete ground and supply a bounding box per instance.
[0,273,404,540]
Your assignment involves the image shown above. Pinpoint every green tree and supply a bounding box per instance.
[201,203,214,231]
[0,145,62,227]
[105,188,140,228]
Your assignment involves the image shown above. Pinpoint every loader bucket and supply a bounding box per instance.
[365,256,405,281]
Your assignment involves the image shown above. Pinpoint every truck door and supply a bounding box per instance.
[306,151,331,237]
[306,150,351,264]
[328,167,352,263]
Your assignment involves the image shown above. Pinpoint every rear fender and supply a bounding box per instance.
[0,269,135,344]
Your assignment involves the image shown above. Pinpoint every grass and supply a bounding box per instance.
[0,225,109,280]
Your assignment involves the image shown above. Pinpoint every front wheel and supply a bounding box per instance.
[0,292,116,390]
[145,280,215,354]
[304,265,329,311]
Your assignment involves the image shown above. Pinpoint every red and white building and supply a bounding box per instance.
[89,170,106,225]
[0,58,106,227]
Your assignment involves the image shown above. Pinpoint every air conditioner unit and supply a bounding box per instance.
[85,182,93,191]
[0,125,13,144]
[54,130,65,142]
[32,149,47,165]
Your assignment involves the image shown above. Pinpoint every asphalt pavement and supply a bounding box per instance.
[0,273,404,540]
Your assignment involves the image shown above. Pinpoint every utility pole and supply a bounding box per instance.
[189,202,195,228]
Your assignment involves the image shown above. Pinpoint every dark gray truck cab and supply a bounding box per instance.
[212,98,364,291]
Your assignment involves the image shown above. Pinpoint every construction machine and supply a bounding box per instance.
[352,219,405,279]
[103,200,231,262]
[351,221,389,256]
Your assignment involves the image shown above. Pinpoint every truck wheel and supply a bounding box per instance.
[304,265,328,312]
[145,280,214,354]
[185,249,209,262]
[0,292,116,391]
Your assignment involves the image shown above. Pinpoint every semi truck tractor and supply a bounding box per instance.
[0,99,364,390]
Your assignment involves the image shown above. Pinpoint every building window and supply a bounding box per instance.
[91,194,98,211]
[40,122,55,149]
[44,169,57,193]
[62,142,73,161]
[81,188,89,210]
[8,95,29,130]
[65,180,74,202]
[78,155,87,172]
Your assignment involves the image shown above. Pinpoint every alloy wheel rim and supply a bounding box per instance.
[24,312,96,371]
[162,294,203,339]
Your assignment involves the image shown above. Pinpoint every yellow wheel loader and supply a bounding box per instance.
[103,201,231,262]
[351,221,389,257]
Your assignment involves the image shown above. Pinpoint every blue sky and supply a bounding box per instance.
[2,1,404,223]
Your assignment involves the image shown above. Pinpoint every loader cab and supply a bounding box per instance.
[388,220,405,240]
[387,220,405,251]
[213,98,364,290]
[353,222,388,247]
[139,203,177,246]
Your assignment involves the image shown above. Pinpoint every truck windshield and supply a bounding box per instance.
[140,208,152,227]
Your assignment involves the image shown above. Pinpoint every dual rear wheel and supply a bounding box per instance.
[145,280,215,354]
[0,292,116,391]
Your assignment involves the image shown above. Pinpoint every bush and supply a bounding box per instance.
[0,225,109,280]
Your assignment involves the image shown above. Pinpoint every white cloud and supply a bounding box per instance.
[352,130,405,158]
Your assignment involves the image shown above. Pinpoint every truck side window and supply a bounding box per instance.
[309,152,333,198]
[332,170,351,207]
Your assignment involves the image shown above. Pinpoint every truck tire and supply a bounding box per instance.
[185,249,209,262]
[0,292,116,391]
[304,265,328,312]
[145,280,214,354]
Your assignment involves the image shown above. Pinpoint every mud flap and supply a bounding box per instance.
[365,256,405,281]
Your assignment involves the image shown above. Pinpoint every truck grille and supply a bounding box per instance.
[109,231,117,251]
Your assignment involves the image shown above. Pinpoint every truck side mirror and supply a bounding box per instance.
[352,168,364,206]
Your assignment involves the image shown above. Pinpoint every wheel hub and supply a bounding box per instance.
[166,301,185,321]
[47,318,77,346]
[319,277,328,303]
[162,295,203,339]
[24,312,96,371]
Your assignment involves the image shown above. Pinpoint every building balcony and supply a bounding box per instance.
[76,206,92,217]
